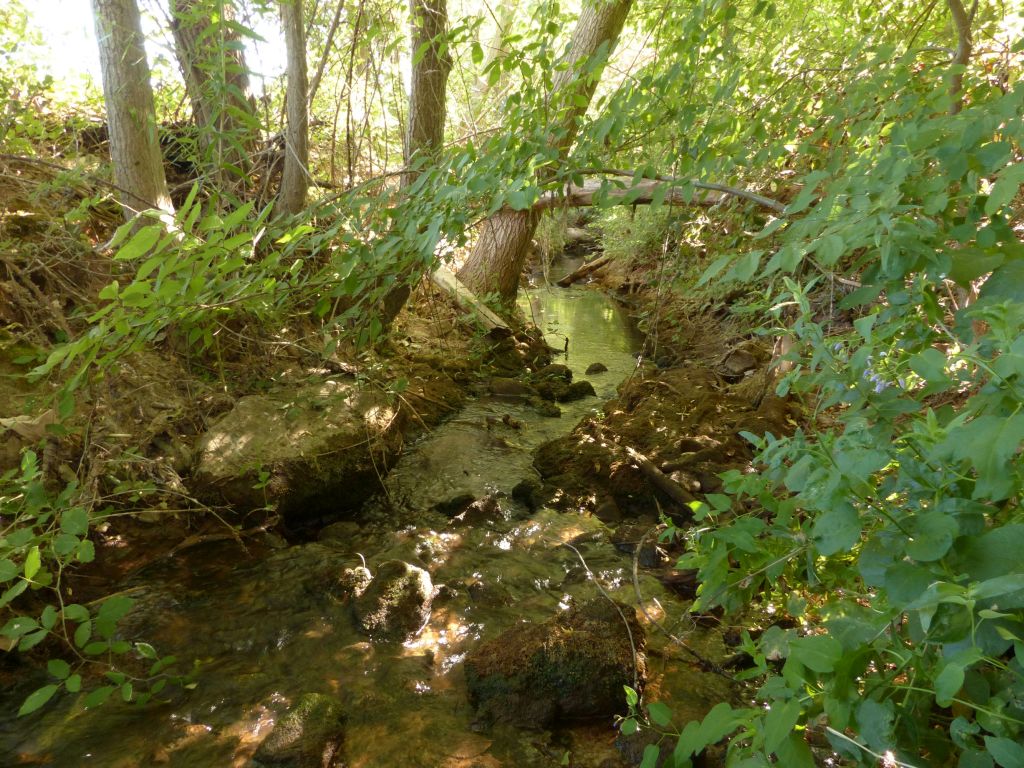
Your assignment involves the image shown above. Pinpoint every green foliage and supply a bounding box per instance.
[634,35,1024,768]
[0,450,185,717]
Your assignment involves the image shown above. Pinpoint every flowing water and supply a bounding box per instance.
[0,285,732,767]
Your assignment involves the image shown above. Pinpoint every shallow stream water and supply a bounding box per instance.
[0,284,731,767]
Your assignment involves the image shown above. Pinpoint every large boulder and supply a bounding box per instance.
[464,598,646,728]
[352,560,434,641]
[191,380,403,520]
[253,693,345,767]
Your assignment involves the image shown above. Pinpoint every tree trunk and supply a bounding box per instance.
[404,0,451,184]
[169,0,258,189]
[91,0,174,219]
[378,0,452,324]
[457,0,633,302]
[947,0,974,115]
[278,0,310,217]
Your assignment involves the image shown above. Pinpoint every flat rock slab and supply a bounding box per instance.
[191,380,403,520]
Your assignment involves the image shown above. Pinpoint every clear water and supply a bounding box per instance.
[0,286,730,767]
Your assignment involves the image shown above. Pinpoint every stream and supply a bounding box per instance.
[1,284,732,767]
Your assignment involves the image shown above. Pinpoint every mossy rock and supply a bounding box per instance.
[352,560,433,641]
[253,693,344,767]
[465,598,646,727]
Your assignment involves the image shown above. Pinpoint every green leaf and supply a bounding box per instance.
[18,684,58,716]
[934,664,965,710]
[905,512,958,562]
[648,701,672,727]
[62,604,90,623]
[60,507,89,537]
[788,635,842,673]
[620,717,638,736]
[83,685,114,709]
[973,574,1024,601]
[856,699,894,753]
[814,233,845,266]
[115,225,162,261]
[0,559,17,583]
[24,546,41,580]
[47,659,70,680]
[74,619,91,648]
[946,414,1024,501]
[984,736,1024,768]
[1,615,37,639]
[639,744,660,768]
[810,503,860,556]
[909,348,950,384]
[728,251,762,282]
[697,254,734,286]
[764,698,801,753]
[773,732,814,768]
[985,163,1024,215]
[136,642,158,660]
[19,629,49,650]
[696,702,742,749]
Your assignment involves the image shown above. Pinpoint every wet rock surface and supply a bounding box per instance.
[465,598,646,728]
[352,560,434,641]
[253,693,345,767]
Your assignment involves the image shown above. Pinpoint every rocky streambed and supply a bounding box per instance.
[0,275,791,767]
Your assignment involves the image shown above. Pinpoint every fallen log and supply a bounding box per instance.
[430,265,510,333]
[534,178,785,214]
[556,253,611,287]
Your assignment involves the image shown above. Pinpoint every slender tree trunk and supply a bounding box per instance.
[278,0,310,216]
[169,0,258,189]
[947,0,975,114]
[457,0,633,302]
[91,0,174,219]
[403,0,451,185]
[378,0,452,323]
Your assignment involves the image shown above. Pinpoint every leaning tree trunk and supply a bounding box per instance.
[91,0,174,219]
[278,0,310,217]
[457,0,632,302]
[378,0,453,324]
[169,0,258,190]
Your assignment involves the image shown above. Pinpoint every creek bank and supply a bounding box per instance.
[534,252,798,526]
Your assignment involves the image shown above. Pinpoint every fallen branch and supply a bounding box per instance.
[556,253,611,287]
[536,169,786,214]
[430,265,510,332]
[625,445,697,510]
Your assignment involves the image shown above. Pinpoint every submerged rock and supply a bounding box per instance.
[534,378,596,403]
[253,693,344,767]
[191,380,402,521]
[533,363,572,381]
[585,362,609,375]
[465,598,646,728]
[352,560,433,641]
[561,380,597,402]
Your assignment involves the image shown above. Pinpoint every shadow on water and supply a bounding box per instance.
[0,283,731,767]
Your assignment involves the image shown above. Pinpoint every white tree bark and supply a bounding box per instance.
[278,0,310,216]
[91,0,174,219]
